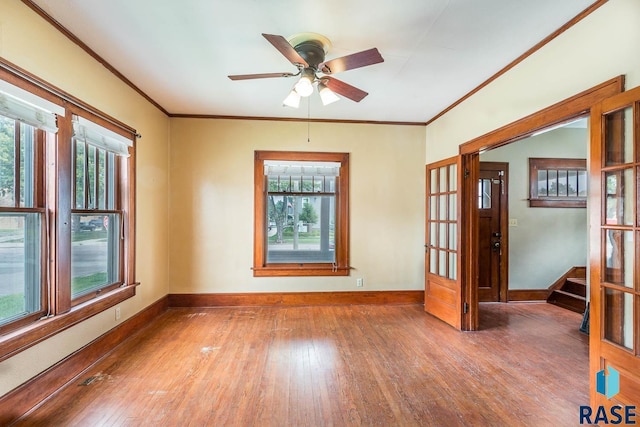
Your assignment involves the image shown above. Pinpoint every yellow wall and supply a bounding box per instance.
[0,2,170,396]
[425,0,640,163]
[169,119,426,293]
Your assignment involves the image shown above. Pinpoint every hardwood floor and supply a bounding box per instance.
[13,303,588,426]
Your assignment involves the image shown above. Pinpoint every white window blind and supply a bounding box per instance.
[264,160,341,177]
[0,80,63,132]
[73,115,132,156]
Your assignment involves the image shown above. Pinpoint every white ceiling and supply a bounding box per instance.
[30,0,596,123]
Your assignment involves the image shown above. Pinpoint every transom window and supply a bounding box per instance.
[254,151,349,276]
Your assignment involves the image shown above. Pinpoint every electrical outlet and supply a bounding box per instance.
[509,218,518,227]
[356,278,363,287]
[115,307,121,321]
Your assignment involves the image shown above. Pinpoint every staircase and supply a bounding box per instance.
[547,267,587,314]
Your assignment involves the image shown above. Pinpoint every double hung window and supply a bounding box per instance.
[254,151,349,276]
[0,85,57,331]
[0,116,47,329]
[0,73,136,352]
[71,116,131,303]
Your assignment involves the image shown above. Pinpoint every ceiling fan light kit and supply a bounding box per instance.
[228,32,384,108]
[318,82,340,106]
[282,89,301,108]
[293,68,315,97]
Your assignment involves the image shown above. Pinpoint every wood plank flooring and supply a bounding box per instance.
[13,303,589,426]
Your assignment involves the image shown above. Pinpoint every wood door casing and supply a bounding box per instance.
[589,85,640,408]
[478,162,508,302]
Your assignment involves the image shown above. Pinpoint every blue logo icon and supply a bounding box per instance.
[596,367,620,399]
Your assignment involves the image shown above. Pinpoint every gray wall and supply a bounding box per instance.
[480,124,588,290]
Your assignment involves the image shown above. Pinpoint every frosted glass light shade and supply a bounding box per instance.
[282,90,301,108]
[294,76,314,97]
[318,83,339,106]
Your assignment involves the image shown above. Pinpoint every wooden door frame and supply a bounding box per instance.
[478,161,509,303]
[458,76,624,331]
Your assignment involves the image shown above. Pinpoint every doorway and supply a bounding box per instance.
[457,76,624,331]
[478,121,590,308]
[478,162,508,302]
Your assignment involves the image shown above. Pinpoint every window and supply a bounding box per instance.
[528,158,587,207]
[0,117,46,330]
[253,151,349,276]
[71,116,131,304]
[0,72,137,354]
[478,177,492,209]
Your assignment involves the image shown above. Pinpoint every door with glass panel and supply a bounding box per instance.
[425,157,461,329]
[589,86,640,408]
[478,162,508,302]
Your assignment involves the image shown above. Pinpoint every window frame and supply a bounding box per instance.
[253,150,350,277]
[0,119,48,333]
[0,66,137,361]
[70,120,126,305]
[528,157,587,208]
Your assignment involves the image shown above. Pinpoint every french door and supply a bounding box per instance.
[425,156,462,329]
[589,85,640,407]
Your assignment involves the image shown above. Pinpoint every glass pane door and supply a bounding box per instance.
[600,105,637,351]
[425,157,461,330]
[590,88,640,408]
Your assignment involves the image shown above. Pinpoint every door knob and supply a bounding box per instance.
[492,241,501,251]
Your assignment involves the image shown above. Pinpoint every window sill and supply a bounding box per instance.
[253,265,351,277]
[0,285,136,363]
[529,198,586,208]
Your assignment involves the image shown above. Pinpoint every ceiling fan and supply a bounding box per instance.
[228,33,384,108]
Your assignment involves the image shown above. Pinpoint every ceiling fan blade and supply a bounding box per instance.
[262,33,309,67]
[323,77,368,102]
[228,72,296,81]
[319,48,384,74]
